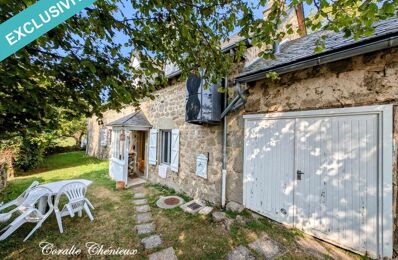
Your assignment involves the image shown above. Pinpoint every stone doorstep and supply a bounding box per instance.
[135,204,151,213]
[248,235,282,259]
[227,245,256,260]
[141,234,162,250]
[133,192,146,199]
[135,222,156,235]
[135,212,153,224]
[148,247,178,260]
[133,199,148,205]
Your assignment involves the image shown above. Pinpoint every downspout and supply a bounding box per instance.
[221,77,228,208]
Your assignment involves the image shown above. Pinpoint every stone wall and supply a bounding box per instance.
[0,150,15,192]
[87,80,224,204]
[225,47,398,253]
[142,81,223,204]
[88,47,398,208]
[226,48,398,205]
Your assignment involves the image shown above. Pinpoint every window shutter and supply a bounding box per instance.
[100,128,107,146]
[149,129,158,165]
[170,129,180,172]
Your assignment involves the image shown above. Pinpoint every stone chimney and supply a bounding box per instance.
[263,0,306,40]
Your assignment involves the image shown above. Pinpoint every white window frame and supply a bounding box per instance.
[160,130,172,165]
[111,129,125,162]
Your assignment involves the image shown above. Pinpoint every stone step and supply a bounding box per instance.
[133,192,146,199]
[141,234,162,250]
[135,204,151,213]
[126,178,146,188]
[227,245,256,260]
[133,199,148,205]
[248,234,282,259]
[148,247,177,260]
[135,212,153,224]
[135,222,156,235]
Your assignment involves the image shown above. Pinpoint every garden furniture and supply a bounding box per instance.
[0,181,40,222]
[53,181,94,233]
[0,187,54,241]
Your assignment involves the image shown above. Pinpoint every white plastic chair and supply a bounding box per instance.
[0,181,40,222]
[0,187,54,241]
[54,181,94,233]
[0,181,40,219]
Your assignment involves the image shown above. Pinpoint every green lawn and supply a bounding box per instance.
[0,151,138,260]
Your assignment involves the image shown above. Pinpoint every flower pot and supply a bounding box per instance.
[116,181,125,190]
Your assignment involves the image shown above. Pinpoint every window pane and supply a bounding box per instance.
[164,131,169,163]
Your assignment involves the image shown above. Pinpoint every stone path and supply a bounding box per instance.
[227,235,282,260]
[132,187,178,259]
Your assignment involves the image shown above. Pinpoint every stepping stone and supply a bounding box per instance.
[136,212,153,223]
[141,234,162,250]
[227,245,256,260]
[133,199,148,205]
[296,236,329,259]
[198,206,213,215]
[135,222,155,235]
[212,211,228,222]
[248,235,281,259]
[133,192,146,199]
[149,247,177,260]
[135,204,151,213]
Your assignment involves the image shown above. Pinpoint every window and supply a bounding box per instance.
[160,130,171,164]
[112,130,125,161]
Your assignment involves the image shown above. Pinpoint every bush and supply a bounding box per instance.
[46,145,84,155]
[13,138,46,171]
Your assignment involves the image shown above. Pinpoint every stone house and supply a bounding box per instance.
[87,16,398,258]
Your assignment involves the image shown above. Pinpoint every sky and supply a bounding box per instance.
[112,1,315,58]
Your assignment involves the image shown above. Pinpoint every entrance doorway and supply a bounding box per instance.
[128,131,147,178]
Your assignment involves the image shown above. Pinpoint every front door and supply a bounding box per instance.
[109,129,130,185]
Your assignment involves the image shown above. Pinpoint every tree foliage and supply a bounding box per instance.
[0,0,397,138]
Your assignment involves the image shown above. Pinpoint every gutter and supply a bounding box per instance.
[220,82,246,208]
[221,77,228,208]
[235,34,398,83]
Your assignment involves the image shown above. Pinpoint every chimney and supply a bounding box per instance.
[294,3,307,36]
[263,0,307,39]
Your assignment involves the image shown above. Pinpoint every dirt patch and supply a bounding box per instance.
[91,186,121,203]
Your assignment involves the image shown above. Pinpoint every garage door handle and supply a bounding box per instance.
[297,170,304,180]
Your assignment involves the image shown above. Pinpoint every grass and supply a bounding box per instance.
[54,137,76,148]
[0,151,360,259]
[0,151,139,260]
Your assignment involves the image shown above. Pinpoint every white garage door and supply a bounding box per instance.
[243,105,393,258]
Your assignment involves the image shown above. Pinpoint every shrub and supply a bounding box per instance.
[13,137,46,171]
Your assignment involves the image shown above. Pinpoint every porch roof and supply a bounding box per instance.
[107,111,152,129]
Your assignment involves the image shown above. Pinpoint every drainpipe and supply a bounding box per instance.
[221,77,228,208]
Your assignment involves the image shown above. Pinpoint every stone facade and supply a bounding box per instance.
[88,48,398,210]
[87,80,224,204]
[225,47,398,252]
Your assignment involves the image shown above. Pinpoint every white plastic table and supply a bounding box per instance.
[38,179,92,213]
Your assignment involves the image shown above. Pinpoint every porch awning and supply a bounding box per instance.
[107,111,152,129]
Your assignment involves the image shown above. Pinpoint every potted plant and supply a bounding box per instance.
[116,181,125,190]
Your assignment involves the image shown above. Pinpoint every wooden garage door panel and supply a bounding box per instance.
[244,118,295,224]
[294,114,378,255]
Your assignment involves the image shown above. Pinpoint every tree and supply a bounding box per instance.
[0,0,396,138]
[55,115,87,148]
